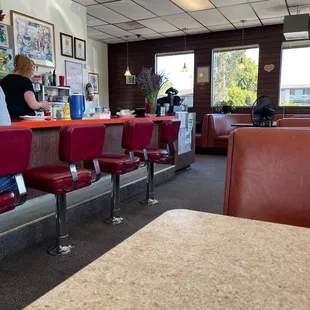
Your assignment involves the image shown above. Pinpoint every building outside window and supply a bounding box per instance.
[156,52,194,107]
[212,46,259,107]
[280,41,310,106]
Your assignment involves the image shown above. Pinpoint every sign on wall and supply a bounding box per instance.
[65,60,83,94]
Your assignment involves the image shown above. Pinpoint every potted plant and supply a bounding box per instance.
[136,67,167,115]
[215,100,235,114]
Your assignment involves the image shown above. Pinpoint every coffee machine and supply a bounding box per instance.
[157,87,184,114]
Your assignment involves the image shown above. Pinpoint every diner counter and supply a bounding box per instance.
[12,116,174,129]
[26,209,310,310]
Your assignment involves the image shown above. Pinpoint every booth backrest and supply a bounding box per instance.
[277,118,310,127]
[224,127,310,228]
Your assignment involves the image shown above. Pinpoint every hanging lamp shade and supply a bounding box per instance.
[238,20,246,69]
[124,38,131,77]
[238,58,245,69]
[181,63,188,73]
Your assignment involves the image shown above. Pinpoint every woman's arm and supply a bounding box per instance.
[24,91,50,110]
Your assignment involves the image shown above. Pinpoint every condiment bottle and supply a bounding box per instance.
[63,102,71,120]
[52,69,57,86]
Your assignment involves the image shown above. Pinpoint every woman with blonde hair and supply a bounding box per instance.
[0,54,50,119]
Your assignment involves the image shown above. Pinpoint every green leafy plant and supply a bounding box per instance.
[214,100,235,113]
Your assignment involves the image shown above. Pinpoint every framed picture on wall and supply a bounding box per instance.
[60,33,73,58]
[74,37,86,61]
[11,10,56,68]
[88,72,99,94]
[126,75,136,85]
[0,24,9,48]
[197,66,210,84]
[0,48,13,78]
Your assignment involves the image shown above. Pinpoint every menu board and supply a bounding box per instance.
[65,60,83,94]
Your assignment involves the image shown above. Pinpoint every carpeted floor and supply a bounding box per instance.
[0,154,226,310]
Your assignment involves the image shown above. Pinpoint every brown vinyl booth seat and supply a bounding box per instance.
[195,114,210,148]
[207,113,294,149]
[0,126,32,214]
[224,127,310,228]
[277,118,310,127]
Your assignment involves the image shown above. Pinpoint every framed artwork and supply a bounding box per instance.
[11,10,56,68]
[197,66,210,84]
[60,32,73,58]
[65,60,83,94]
[126,75,136,85]
[88,72,99,94]
[0,24,9,48]
[0,48,13,78]
[74,37,86,61]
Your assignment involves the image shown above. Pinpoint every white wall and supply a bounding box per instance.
[87,39,109,108]
[0,0,109,108]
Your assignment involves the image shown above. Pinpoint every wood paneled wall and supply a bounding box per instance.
[108,25,305,122]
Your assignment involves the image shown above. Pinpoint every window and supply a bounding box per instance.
[156,52,194,107]
[212,46,259,107]
[280,41,310,106]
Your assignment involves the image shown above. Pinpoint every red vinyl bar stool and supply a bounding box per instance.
[23,124,105,255]
[85,120,154,225]
[130,119,181,205]
[0,126,32,214]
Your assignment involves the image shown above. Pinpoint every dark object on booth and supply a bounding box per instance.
[157,87,184,114]
[222,105,233,114]
[134,108,146,117]
[251,95,276,127]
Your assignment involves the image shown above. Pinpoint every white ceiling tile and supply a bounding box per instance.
[261,17,284,26]
[139,17,178,32]
[125,36,146,41]
[87,4,131,23]
[210,0,247,7]
[94,24,132,37]
[162,13,202,29]
[185,27,210,34]
[87,27,105,36]
[164,31,186,37]
[130,28,156,35]
[251,0,289,19]
[234,20,262,29]
[208,24,235,31]
[143,33,166,39]
[91,32,114,39]
[171,0,214,12]
[104,0,156,20]
[87,15,107,26]
[133,0,183,16]
[220,4,258,22]
[286,0,310,4]
[190,9,228,26]
[74,0,97,5]
[289,4,310,14]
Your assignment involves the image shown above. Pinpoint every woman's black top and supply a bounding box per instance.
[0,74,35,119]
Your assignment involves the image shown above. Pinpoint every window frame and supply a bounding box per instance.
[211,44,260,107]
[279,40,310,107]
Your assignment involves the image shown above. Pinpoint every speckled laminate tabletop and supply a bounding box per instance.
[25,209,310,310]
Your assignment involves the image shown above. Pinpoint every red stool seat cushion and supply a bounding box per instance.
[0,192,15,214]
[85,154,139,175]
[24,165,92,195]
[128,148,169,164]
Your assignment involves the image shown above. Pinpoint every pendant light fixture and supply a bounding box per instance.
[238,20,246,69]
[181,28,188,73]
[124,36,131,76]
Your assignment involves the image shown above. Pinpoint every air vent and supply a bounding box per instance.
[115,21,146,31]
[283,14,310,41]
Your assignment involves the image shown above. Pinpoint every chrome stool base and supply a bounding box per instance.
[105,216,124,225]
[140,198,159,205]
[48,244,74,256]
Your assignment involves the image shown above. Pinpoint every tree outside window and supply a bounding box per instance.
[212,47,259,107]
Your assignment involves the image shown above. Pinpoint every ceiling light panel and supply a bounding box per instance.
[133,0,183,16]
[190,9,228,26]
[210,0,247,7]
[139,17,179,32]
[251,0,289,19]
[162,13,202,29]
[171,0,214,12]
[220,4,258,23]
[87,15,107,26]
[87,5,130,23]
[104,0,156,20]
[94,24,132,36]
[115,21,145,30]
